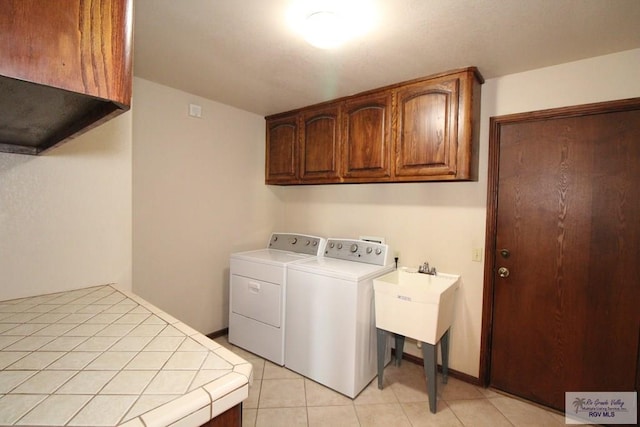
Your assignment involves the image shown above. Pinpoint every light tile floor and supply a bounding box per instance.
[218,337,593,427]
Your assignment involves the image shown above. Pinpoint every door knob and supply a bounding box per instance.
[498,267,510,278]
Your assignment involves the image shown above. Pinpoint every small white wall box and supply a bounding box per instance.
[188,103,202,118]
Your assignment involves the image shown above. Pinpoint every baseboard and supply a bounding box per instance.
[207,328,481,387]
[391,348,481,386]
[206,328,229,340]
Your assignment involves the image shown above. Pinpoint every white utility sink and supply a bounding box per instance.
[373,268,460,344]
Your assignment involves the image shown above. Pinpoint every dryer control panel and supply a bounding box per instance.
[268,233,326,255]
[324,238,391,266]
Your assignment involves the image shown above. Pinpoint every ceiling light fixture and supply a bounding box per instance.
[304,11,344,49]
[287,0,377,49]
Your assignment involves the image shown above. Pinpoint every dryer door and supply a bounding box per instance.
[231,275,281,327]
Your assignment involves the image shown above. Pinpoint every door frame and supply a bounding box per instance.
[478,96,640,387]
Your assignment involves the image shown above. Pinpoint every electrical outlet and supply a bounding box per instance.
[472,248,483,262]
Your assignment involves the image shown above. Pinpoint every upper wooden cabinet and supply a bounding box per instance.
[342,91,392,181]
[266,114,298,184]
[300,105,341,183]
[0,0,133,155]
[395,74,461,180]
[265,67,483,185]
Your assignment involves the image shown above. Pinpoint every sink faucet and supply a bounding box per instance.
[418,262,437,275]
[418,262,429,273]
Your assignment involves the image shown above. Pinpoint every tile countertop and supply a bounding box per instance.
[0,285,252,427]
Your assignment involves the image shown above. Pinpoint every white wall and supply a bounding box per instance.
[274,48,640,378]
[0,111,133,300]
[132,78,281,334]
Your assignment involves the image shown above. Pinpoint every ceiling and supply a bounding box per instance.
[133,0,640,117]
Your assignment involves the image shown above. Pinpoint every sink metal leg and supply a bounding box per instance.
[441,329,450,384]
[376,328,386,389]
[422,342,437,414]
[394,334,405,367]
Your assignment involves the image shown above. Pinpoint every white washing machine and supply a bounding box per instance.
[229,233,325,365]
[285,238,394,398]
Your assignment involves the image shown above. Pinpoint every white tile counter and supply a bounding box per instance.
[0,285,251,426]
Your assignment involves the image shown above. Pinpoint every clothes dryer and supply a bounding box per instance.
[229,233,325,365]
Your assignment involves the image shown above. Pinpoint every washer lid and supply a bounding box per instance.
[287,256,395,281]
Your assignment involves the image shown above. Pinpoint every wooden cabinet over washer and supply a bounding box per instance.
[342,91,392,181]
[299,104,341,183]
[0,0,133,155]
[264,67,483,185]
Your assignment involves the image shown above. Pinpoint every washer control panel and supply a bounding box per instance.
[324,238,390,266]
[268,233,326,255]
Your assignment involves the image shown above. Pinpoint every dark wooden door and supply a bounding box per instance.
[487,99,640,412]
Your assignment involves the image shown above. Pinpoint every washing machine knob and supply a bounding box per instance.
[305,240,310,246]
[289,237,297,244]
[312,241,318,246]
[375,248,382,255]
[329,242,335,248]
[350,244,358,253]
[337,243,343,249]
[366,247,372,254]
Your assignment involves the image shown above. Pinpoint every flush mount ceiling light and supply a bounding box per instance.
[287,0,377,49]
[304,11,343,49]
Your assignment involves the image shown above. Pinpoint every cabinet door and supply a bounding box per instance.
[394,77,460,179]
[0,0,132,104]
[342,91,392,181]
[265,115,298,184]
[300,105,341,182]
[0,0,133,154]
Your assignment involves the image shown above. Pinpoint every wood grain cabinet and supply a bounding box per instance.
[264,67,483,185]
[342,91,392,181]
[299,104,341,183]
[0,0,133,155]
[393,68,482,181]
[265,114,299,184]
